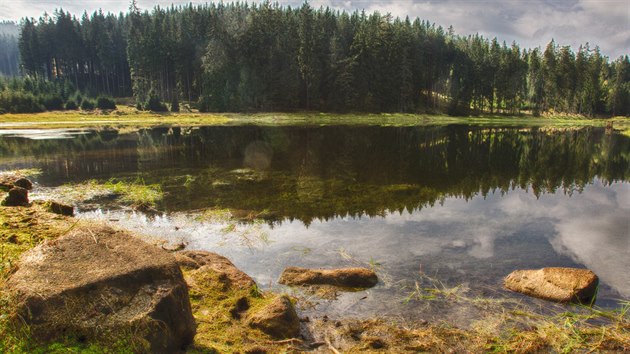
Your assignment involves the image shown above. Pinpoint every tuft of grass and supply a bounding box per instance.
[41,178,163,210]
[102,179,163,209]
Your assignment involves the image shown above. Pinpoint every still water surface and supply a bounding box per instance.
[1,125,628,321]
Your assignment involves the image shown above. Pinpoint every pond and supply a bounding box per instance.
[1,124,628,323]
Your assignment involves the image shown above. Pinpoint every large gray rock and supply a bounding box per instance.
[6,225,196,351]
[279,267,378,288]
[504,267,599,303]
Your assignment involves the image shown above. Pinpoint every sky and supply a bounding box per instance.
[0,0,628,58]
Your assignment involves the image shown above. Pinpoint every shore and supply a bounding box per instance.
[1,106,629,132]
[1,171,628,353]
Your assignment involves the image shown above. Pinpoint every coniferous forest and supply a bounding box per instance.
[2,2,629,116]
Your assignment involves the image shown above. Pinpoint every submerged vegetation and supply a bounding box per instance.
[37,179,163,210]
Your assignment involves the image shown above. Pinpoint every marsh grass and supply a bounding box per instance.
[394,273,630,353]
[41,178,163,209]
[1,107,627,131]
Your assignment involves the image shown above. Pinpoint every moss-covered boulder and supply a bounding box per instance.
[6,225,196,351]
[247,295,300,339]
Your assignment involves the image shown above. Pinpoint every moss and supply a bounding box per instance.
[184,268,296,353]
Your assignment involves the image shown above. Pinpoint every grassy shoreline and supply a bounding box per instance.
[1,106,628,131]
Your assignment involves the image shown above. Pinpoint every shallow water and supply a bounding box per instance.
[1,124,628,321]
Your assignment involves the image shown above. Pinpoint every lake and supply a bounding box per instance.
[1,124,628,323]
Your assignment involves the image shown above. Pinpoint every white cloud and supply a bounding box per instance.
[1,1,626,64]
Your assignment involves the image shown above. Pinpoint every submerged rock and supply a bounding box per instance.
[2,186,29,206]
[6,225,196,351]
[279,267,378,288]
[176,250,255,289]
[504,267,599,303]
[46,201,74,216]
[247,295,300,339]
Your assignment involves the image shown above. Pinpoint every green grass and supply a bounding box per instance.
[1,106,627,131]
[46,178,163,209]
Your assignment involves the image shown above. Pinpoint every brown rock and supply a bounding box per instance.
[504,267,599,303]
[2,186,29,206]
[247,295,300,339]
[279,267,378,288]
[13,177,33,190]
[174,253,200,269]
[178,250,255,289]
[46,201,74,216]
[0,176,33,191]
[6,225,196,351]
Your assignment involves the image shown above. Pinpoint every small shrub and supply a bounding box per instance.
[0,91,45,113]
[144,95,168,112]
[65,100,78,110]
[96,96,117,110]
[72,93,83,105]
[80,99,96,111]
[40,94,65,111]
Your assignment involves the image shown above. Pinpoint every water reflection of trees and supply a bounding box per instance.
[0,126,627,223]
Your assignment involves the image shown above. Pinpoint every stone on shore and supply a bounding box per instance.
[279,267,378,288]
[504,267,599,303]
[2,186,29,206]
[247,295,300,339]
[46,201,74,216]
[6,225,196,351]
[176,250,256,289]
[0,176,33,191]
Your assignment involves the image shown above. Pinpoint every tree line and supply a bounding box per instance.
[6,2,630,115]
[0,21,20,77]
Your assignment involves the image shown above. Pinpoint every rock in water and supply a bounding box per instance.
[46,201,74,216]
[278,267,378,288]
[247,295,300,339]
[2,186,29,206]
[6,225,196,351]
[504,267,599,303]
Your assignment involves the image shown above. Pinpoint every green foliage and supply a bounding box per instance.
[96,96,117,110]
[0,90,44,113]
[144,94,168,112]
[64,100,78,110]
[8,4,630,116]
[80,99,95,111]
[39,94,64,111]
